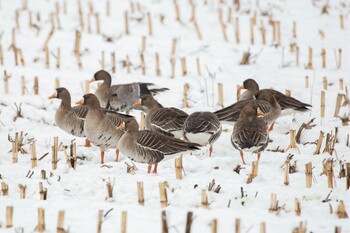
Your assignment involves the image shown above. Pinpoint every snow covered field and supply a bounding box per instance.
[0,0,349,232]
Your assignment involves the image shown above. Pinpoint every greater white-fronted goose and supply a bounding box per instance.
[133,94,188,138]
[183,111,222,157]
[116,119,200,173]
[231,103,269,164]
[49,87,90,147]
[214,90,281,131]
[90,70,168,113]
[237,79,312,116]
[76,94,138,164]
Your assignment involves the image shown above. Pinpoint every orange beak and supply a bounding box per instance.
[48,92,57,99]
[88,77,96,83]
[76,98,84,105]
[116,122,125,130]
[133,99,142,107]
[257,107,265,117]
[237,85,244,93]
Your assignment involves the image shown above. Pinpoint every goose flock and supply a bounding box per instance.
[49,70,312,173]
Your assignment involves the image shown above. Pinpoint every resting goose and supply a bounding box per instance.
[49,87,90,147]
[231,103,269,164]
[133,94,188,138]
[237,79,312,116]
[214,90,281,131]
[76,93,137,164]
[183,112,222,157]
[116,119,200,173]
[90,70,168,113]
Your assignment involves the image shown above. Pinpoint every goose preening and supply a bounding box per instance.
[214,90,281,131]
[90,70,168,113]
[231,103,269,164]
[182,111,222,157]
[49,87,90,147]
[133,94,188,138]
[238,78,311,116]
[76,93,138,164]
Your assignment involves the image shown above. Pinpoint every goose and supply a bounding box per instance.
[116,119,200,173]
[183,111,222,157]
[231,103,269,164]
[76,93,138,164]
[89,70,168,113]
[49,87,90,147]
[214,90,281,131]
[237,78,311,116]
[133,94,188,138]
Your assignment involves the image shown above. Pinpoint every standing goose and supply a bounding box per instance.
[183,112,222,157]
[231,104,269,164]
[214,90,281,131]
[133,94,188,138]
[49,87,90,147]
[89,70,168,113]
[237,79,312,116]
[116,119,200,173]
[76,94,137,164]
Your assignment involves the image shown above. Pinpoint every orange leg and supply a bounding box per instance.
[115,149,119,162]
[152,163,158,173]
[268,122,275,132]
[257,152,261,161]
[209,146,213,157]
[147,165,152,174]
[240,151,246,165]
[100,151,105,164]
[85,139,91,147]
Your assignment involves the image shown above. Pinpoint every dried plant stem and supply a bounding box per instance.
[183,83,190,108]
[137,182,144,205]
[326,159,334,189]
[336,200,348,218]
[161,211,168,233]
[159,182,168,208]
[235,218,241,233]
[321,91,325,118]
[296,46,299,66]
[235,17,240,44]
[121,211,127,233]
[111,52,116,73]
[201,189,209,208]
[260,20,266,45]
[140,53,146,75]
[295,198,301,216]
[211,219,217,233]
[284,159,290,185]
[155,53,160,76]
[217,83,224,107]
[43,29,54,51]
[185,212,193,233]
[19,184,26,199]
[305,47,313,69]
[305,162,313,188]
[321,48,326,68]
[57,211,65,233]
[31,142,37,168]
[314,131,324,155]
[247,161,259,183]
[181,57,187,76]
[323,76,327,90]
[250,18,254,44]
[147,12,153,36]
[97,210,103,233]
[37,208,45,232]
[124,11,129,35]
[334,94,343,117]
[6,206,13,228]
[285,130,300,153]
[175,155,183,179]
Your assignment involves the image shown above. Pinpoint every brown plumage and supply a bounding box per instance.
[77,93,138,164]
[116,119,200,173]
[90,70,168,113]
[231,103,269,164]
[238,79,312,116]
[214,90,281,131]
[183,111,222,157]
[49,88,90,146]
[135,94,188,138]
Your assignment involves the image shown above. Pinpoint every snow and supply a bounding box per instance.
[0,0,350,232]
